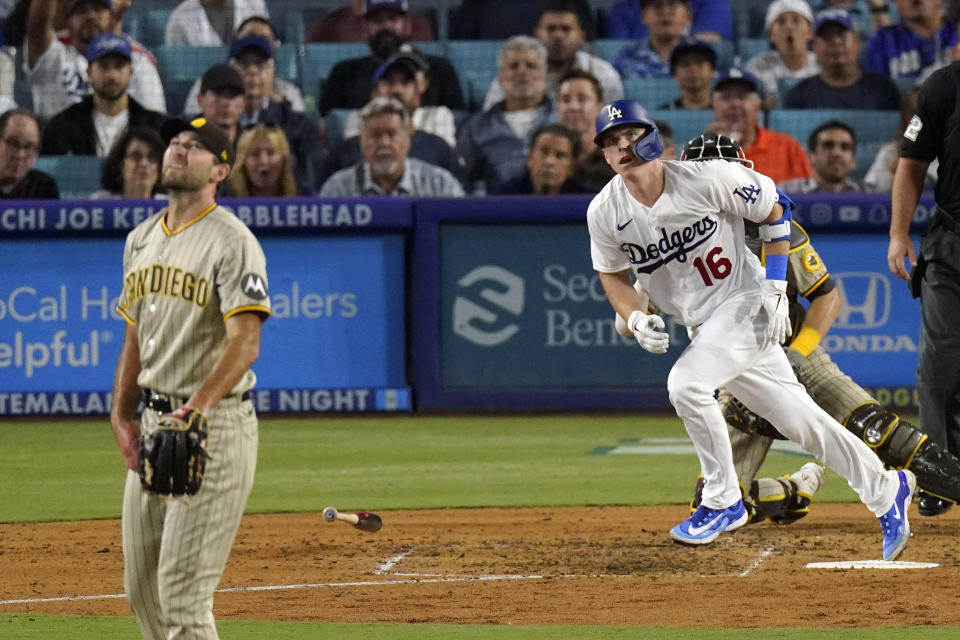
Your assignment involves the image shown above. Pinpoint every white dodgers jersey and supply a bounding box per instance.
[587,160,777,327]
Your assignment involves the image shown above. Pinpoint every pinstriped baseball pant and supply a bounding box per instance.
[123,396,258,640]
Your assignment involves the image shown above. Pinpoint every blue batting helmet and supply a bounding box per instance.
[593,99,663,161]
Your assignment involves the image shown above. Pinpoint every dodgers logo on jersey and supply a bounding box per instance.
[620,215,719,274]
[733,184,760,204]
[242,273,269,300]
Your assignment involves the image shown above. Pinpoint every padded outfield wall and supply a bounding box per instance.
[0,193,930,415]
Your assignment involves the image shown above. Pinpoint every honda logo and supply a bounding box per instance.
[833,272,891,329]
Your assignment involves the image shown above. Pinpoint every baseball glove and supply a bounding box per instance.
[138,406,209,496]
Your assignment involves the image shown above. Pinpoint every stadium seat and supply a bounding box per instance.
[649,109,713,151]
[154,46,229,82]
[461,69,497,112]
[732,0,771,39]
[143,9,171,47]
[446,40,501,74]
[737,37,771,63]
[324,108,353,149]
[275,43,299,82]
[33,156,104,200]
[623,78,680,109]
[768,109,901,179]
[592,39,631,64]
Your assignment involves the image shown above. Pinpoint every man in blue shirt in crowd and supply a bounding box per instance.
[867,0,956,79]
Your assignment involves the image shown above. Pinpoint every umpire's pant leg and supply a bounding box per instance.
[918,251,960,455]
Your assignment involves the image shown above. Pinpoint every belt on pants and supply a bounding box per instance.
[141,388,251,414]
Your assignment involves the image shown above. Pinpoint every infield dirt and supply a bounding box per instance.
[2,504,959,628]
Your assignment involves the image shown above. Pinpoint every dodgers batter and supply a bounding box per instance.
[586,100,915,559]
[109,117,270,639]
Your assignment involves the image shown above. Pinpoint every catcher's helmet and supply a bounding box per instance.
[680,132,754,169]
[593,99,663,161]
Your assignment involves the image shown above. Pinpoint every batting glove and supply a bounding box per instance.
[761,280,791,345]
[628,310,669,354]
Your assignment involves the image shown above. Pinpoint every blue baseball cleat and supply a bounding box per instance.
[879,469,917,561]
[670,500,748,545]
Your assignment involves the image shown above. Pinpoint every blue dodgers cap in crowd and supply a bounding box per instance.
[814,8,854,34]
[66,0,111,15]
[365,0,408,16]
[713,67,761,94]
[229,34,274,60]
[86,33,131,63]
[372,50,427,84]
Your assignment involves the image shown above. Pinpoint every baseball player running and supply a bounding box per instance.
[110,116,270,639]
[665,133,960,525]
[587,99,915,559]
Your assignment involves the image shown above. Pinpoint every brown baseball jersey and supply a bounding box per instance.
[116,203,271,398]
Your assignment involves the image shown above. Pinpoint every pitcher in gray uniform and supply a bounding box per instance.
[110,116,270,640]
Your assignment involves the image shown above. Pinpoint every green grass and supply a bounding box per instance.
[2,615,957,640]
[0,414,848,523]
[2,415,944,638]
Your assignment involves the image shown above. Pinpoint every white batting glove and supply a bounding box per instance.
[628,310,669,354]
[761,280,792,345]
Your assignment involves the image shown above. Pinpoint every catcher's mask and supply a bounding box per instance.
[593,99,664,162]
[680,132,754,169]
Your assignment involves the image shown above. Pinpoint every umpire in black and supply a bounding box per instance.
[888,60,960,517]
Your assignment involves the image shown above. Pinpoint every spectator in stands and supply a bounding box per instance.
[784,8,901,109]
[306,0,434,43]
[0,108,59,199]
[458,36,556,195]
[661,37,716,109]
[193,63,245,143]
[499,123,589,194]
[744,0,819,108]
[708,68,812,184]
[319,49,464,188]
[185,16,306,115]
[41,34,164,156]
[613,0,693,79]
[809,0,896,40]
[228,34,321,186]
[320,97,463,197]
[24,0,165,121]
[319,0,464,116]
[655,117,677,159]
[90,127,166,199]
[482,1,623,111]
[864,88,938,190]
[604,0,733,41]
[778,119,864,192]
[866,0,956,79]
[225,124,312,197]
[343,50,455,147]
[165,0,267,46]
[451,0,594,40]
[556,69,614,192]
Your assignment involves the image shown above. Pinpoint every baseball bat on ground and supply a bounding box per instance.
[322,506,382,532]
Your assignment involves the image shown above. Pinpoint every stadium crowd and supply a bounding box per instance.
[0,0,954,199]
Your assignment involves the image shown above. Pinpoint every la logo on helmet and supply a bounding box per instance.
[607,105,623,120]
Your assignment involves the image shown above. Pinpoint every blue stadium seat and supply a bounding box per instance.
[711,40,735,73]
[623,78,680,109]
[324,108,353,149]
[768,109,901,179]
[461,69,497,112]
[154,46,229,82]
[446,40,501,110]
[301,42,369,106]
[143,9,171,48]
[275,43,299,82]
[592,39,631,64]
[33,156,104,200]
[738,37,771,63]
[649,109,713,152]
[732,0,771,39]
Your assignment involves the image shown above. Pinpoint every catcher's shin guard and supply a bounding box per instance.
[690,476,763,524]
[845,403,960,503]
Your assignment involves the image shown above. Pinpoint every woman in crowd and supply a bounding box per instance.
[91,128,166,200]
[225,124,314,197]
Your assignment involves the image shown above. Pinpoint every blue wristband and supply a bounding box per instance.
[765,253,788,280]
